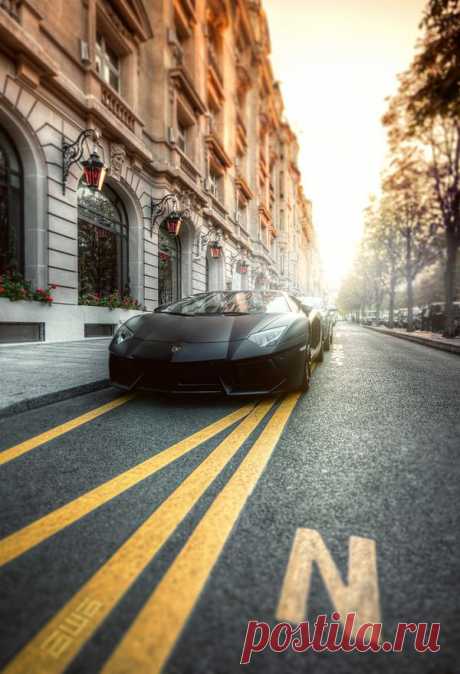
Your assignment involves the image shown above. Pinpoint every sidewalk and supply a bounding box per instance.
[364,325,460,355]
[0,338,112,418]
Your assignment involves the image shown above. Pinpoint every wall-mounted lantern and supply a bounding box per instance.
[194,224,222,259]
[165,211,183,236]
[151,190,203,237]
[209,240,223,258]
[62,128,106,194]
[236,259,249,274]
[81,150,106,191]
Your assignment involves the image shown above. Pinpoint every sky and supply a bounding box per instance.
[264,0,427,294]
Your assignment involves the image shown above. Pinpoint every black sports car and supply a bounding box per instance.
[109,291,323,396]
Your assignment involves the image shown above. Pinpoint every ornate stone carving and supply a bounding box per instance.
[109,143,127,180]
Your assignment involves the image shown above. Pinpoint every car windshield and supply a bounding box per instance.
[156,291,291,316]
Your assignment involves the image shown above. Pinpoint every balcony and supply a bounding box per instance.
[207,44,224,109]
[178,149,201,183]
[101,84,136,133]
[208,44,223,86]
[236,110,247,155]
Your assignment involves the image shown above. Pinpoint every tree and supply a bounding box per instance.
[382,151,439,331]
[368,197,404,328]
[383,0,460,336]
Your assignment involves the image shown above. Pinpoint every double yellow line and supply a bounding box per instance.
[2,394,300,674]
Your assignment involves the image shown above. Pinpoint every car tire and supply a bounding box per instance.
[324,334,331,351]
[299,348,311,392]
[317,341,324,363]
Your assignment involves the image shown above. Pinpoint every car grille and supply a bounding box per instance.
[110,354,287,394]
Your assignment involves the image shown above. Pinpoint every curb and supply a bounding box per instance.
[0,379,110,420]
[363,326,460,355]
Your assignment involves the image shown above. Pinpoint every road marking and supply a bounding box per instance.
[0,394,136,466]
[3,400,274,674]
[0,404,254,567]
[102,392,301,674]
[276,528,380,634]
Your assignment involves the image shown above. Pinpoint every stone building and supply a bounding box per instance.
[0,0,321,342]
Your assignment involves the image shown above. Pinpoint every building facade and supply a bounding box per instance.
[0,0,321,342]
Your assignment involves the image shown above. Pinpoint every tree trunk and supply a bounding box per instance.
[444,228,458,338]
[405,230,414,332]
[389,263,396,329]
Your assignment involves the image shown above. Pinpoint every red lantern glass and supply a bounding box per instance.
[209,241,222,258]
[237,260,248,274]
[166,212,182,236]
[81,151,106,191]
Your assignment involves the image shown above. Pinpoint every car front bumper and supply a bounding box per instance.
[109,346,304,396]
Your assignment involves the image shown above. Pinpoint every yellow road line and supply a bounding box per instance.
[3,400,275,674]
[0,404,254,567]
[0,394,136,467]
[102,392,300,674]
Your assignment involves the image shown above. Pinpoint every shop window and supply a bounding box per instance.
[95,33,121,93]
[0,128,23,276]
[77,183,128,301]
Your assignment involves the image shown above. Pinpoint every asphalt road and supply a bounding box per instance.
[0,323,459,674]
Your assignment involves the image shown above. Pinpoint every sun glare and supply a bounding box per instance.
[264,0,427,294]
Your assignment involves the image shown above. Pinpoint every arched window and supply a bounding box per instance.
[77,182,128,300]
[158,221,181,305]
[0,128,23,275]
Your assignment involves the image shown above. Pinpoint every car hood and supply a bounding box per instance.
[132,312,292,343]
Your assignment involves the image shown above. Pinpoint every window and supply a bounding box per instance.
[177,122,187,154]
[158,222,181,304]
[77,183,128,300]
[95,33,121,92]
[238,202,247,229]
[0,128,23,276]
[208,166,221,200]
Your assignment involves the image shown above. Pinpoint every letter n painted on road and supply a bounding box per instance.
[276,528,380,634]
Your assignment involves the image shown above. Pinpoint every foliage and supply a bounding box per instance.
[410,0,460,122]
[0,271,56,303]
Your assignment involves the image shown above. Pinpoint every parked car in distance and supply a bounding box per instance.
[361,311,377,326]
[379,311,389,326]
[420,302,445,332]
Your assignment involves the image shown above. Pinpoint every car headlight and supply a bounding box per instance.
[248,326,286,348]
[113,323,134,345]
